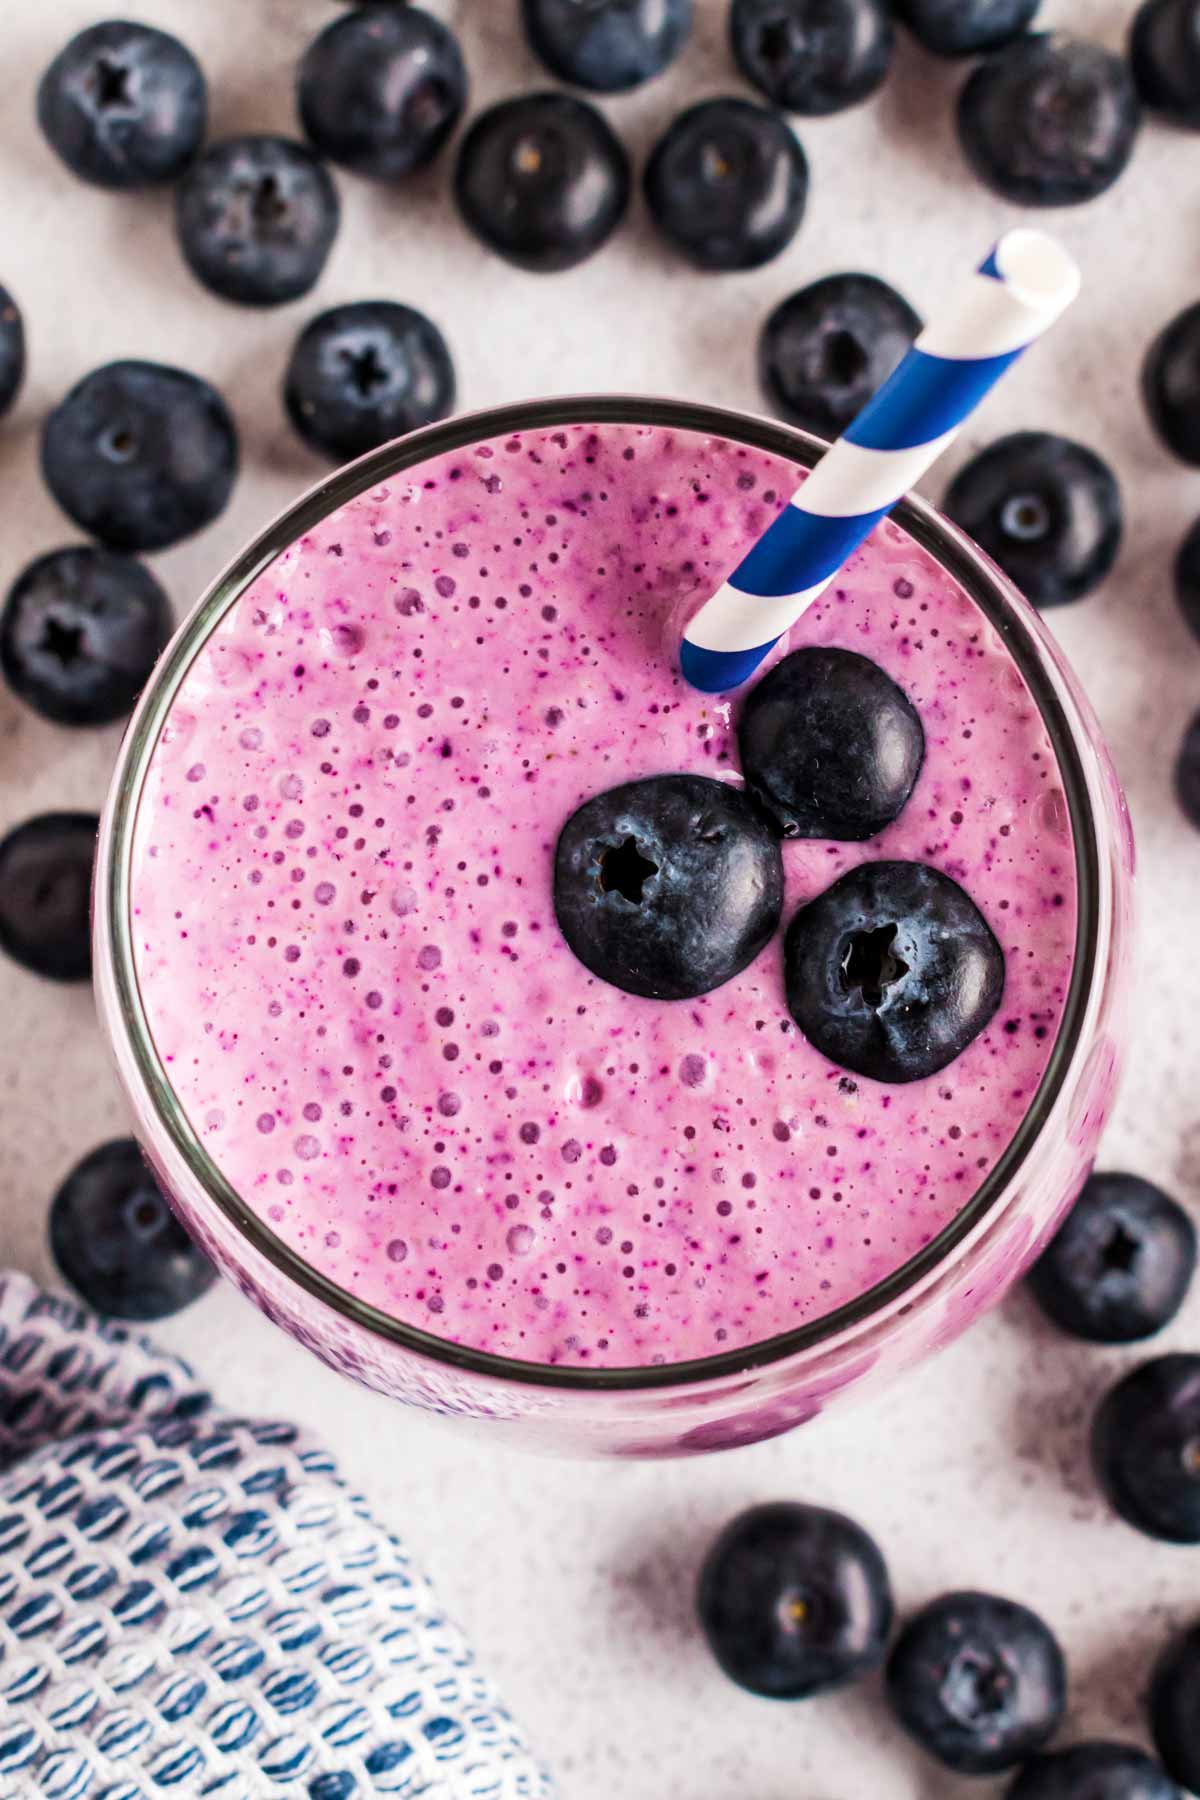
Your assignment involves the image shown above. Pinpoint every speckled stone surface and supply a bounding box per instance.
[1,2,1198,1795]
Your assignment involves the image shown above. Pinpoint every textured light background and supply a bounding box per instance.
[1,2,1198,1795]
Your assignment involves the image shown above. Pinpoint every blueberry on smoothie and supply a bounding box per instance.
[1008,1742,1181,1800]
[886,1592,1066,1774]
[697,1502,893,1699]
[895,0,1040,57]
[943,432,1122,609]
[522,0,692,91]
[42,360,238,552]
[1151,1625,1200,1792]
[1027,1172,1196,1344]
[1092,1355,1200,1542]
[1,546,172,726]
[455,93,631,272]
[738,647,924,839]
[0,812,97,982]
[1130,0,1200,128]
[759,274,921,442]
[1175,518,1200,641]
[554,774,783,1000]
[729,0,894,116]
[1144,302,1200,465]
[0,284,25,419]
[50,1138,216,1321]
[37,20,207,189]
[644,98,808,271]
[284,301,455,463]
[957,35,1141,206]
[1173,711,1200,830]
[176,136,340,307]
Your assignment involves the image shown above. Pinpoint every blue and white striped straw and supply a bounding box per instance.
[680,229,1081,694]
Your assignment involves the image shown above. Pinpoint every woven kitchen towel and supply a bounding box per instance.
[0,1270,555,1799]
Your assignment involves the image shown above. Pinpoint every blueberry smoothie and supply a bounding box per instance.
[128,419,1078,1371]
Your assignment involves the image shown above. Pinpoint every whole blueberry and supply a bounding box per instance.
[644,97,807,271]
[1175,711,1200,831]
[1027,1173,1196,1344]
[285,301,455,463]
[1130,0,1200,128]
[0,285,25,419]
[697,1502,893,1699]
[1092,1355,1200,1542]
[176,135,340,307]
[522,0,692,91]
[1,547,172,727]
[738,647,924,839]
[886,1592,1066,1775]
[760,273,921,442]
[0,812,97,982]
[730,0,894,116]
[554,773,782,1000]
[943,432,1122,609]
[37,20,207,190]
[42,360,238,553]
[896,0,1040,57]
[455,93,630,273]
[298,4,467,181]
[50,1139,216,1322]
[1144,302,1200,465]
[1009,1742,1181,1800]
[957,34,1141,206]
[1174,517,1200,641]
[1151,1625,1200,1792]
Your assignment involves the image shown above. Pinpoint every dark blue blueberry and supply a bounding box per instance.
[957,34,1141,206]
[943,432,1122,609]
[760,273,920,442]
[730,0,894,115]
[42,360,238,553]
[0,285,25,419]
[50,1139,216,1322]
[0,812,97,982]
[896,0,1039,57]
[1009,1742,1181,1800]
[297,4,466,181]
[455,93,630,273]
[886,1592,1066,1775]
[1027,1173,1196,1344]
[176,135,340,307]
[1174,517,1200,641]
[284,301,455,463]
[36,20,207,190]
[554,773,782,1000]
[1175,711,1200,830]
[697,1502,892,1699]
[522,0,692,91]
[1130,0,1200,128]
[784,861,1005,1085]
[1144,302,1200,465]
[1092,1355,1200,1542]
[1,547,172,727]
[644,97,807,271]
[739,647,924,840]
[1151,1626,1200,1792]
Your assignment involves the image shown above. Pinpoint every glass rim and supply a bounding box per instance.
[101,393,1104,1395]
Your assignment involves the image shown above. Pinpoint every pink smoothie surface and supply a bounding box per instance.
[130,419,1078,1369]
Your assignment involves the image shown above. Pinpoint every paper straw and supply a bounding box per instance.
[679,229,1081,695]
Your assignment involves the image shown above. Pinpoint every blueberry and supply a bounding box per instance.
[42,360,238,554]
[1027,1173,1196,1344]
[522,0,692,91]
[1175,518,1200,641]
[0,285,25,420]
[1,547,172,727]
[1092,1355,1200,1542]
[297,4,467,181]
[943,432,1122,609]
[1175,711,1200,830]
[1143,302,1200,466]
[730,0,894,116]
[896,0,1040,57]
[455,93,630,273]
[50,1139,216,1321]
[1130,0,1200,128]
[37,20,206,190]
[1009,1742,1181,1800]
[784,861,1004,1085]
[759,275,920,442]
[0,812,97,982]
[957,34,1141,207]
[697,1502,893,1699]
[644,97,807,271]
[1151,1625,1200,1792]
[554,773,782,1000]
[284,301,455,464]
[886,1592,1066,1775]
[176,135,340,307]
